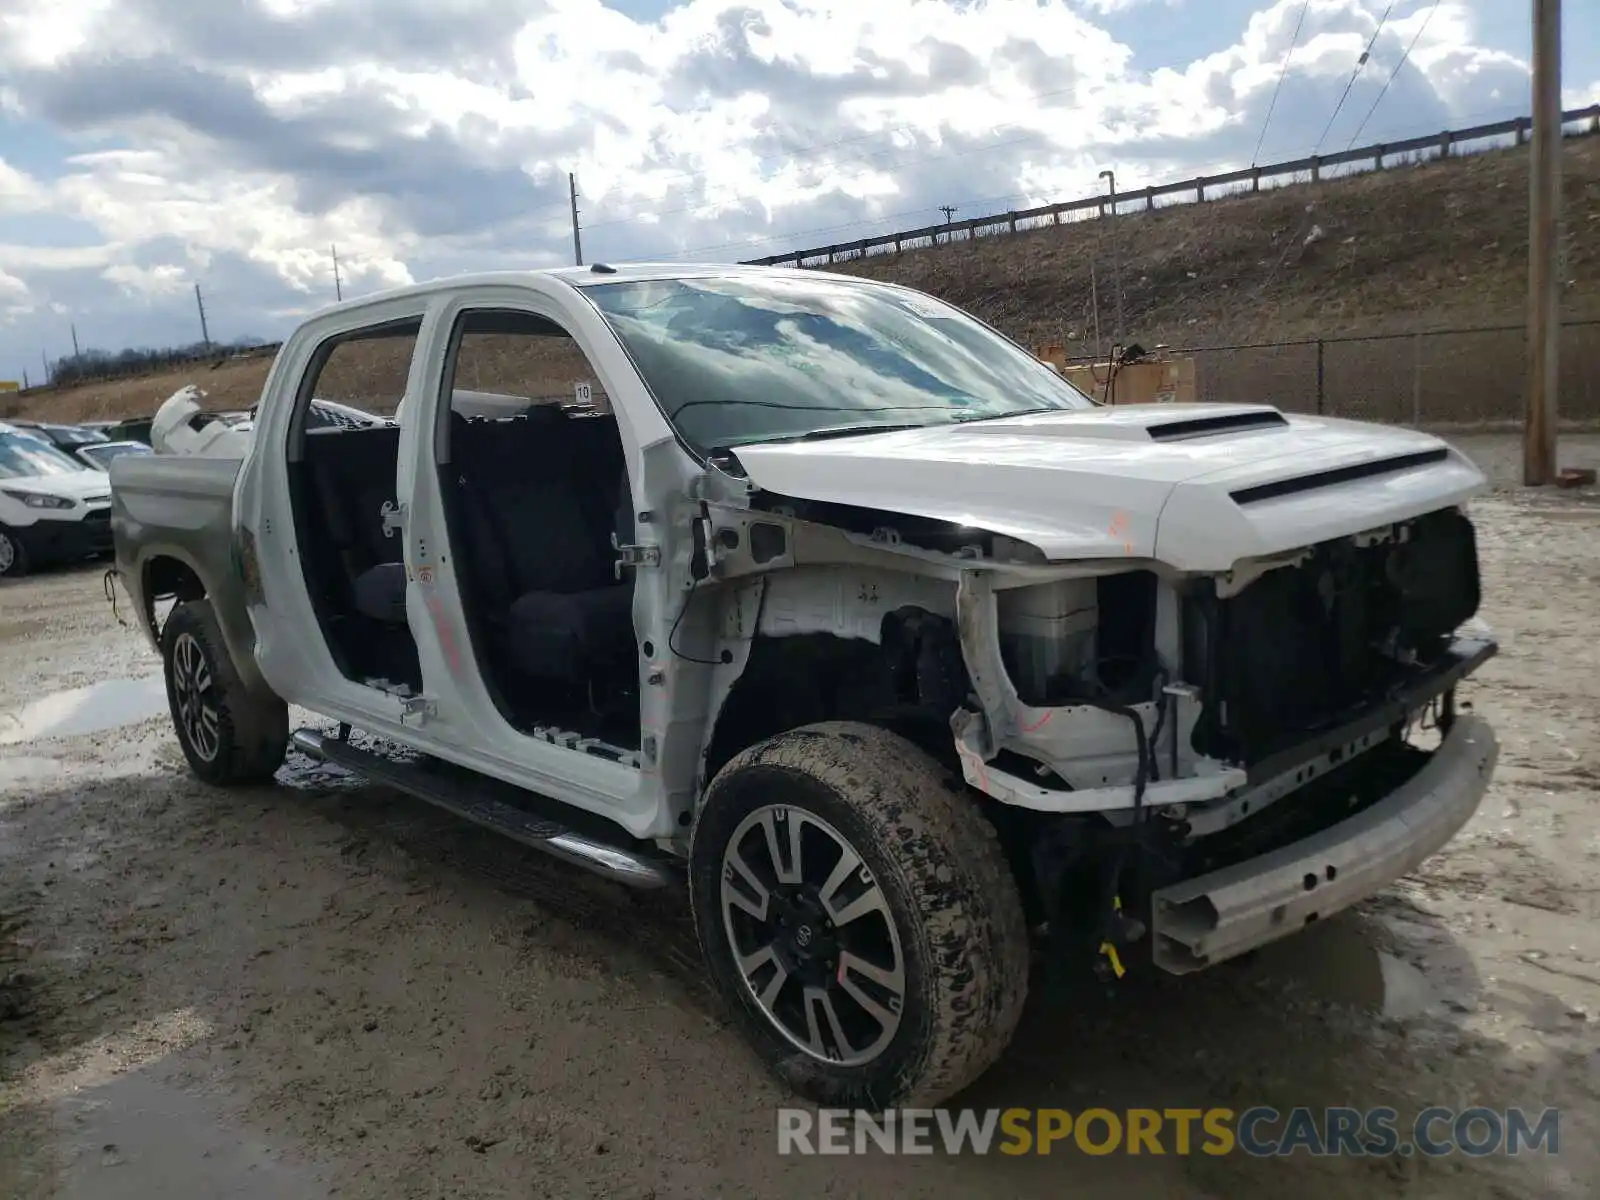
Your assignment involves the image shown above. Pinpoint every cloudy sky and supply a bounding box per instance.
[1,0,1596,388]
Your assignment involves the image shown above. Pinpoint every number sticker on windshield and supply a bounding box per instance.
[899,295,954,319]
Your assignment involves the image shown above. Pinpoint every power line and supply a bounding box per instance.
[558,28,1213,233]
[653,100,1545,265]
[1311,1,1395,156]
[1252,0,1313,167]
[1344,0,1442,150]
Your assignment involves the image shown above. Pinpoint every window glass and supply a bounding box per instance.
[584,274,1091,454]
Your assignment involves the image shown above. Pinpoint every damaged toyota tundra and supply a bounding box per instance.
[108,264,1498,1108]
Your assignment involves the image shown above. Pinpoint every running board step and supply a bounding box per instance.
[289,729,680,890]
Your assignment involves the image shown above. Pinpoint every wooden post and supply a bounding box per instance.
[1525,0,1561,485]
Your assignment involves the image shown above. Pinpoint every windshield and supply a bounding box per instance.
[0,431,92,479]
[81,442,151,467]
[584,275,1093,454]
[44,425,108,447]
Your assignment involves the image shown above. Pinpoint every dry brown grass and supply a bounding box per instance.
[10,135,1598,425]
[832,135,1600,351]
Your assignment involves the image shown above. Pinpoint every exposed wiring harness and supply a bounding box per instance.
[666,576,732,667]
[1072,662,1169,979]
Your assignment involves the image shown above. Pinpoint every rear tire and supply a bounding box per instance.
[0,526,27,578]
[161,599,288,786]
[689,721,1030,1108]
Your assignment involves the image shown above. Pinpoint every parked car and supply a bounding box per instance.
[0,421,113,576]
[9,420,111,454]
[75,439,154,472]
[102,417,154,446]
[107,265,1499,1107]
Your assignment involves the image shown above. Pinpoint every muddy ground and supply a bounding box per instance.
[1,434,1597,1199]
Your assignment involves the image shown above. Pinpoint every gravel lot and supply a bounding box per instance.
[1,434,1597,1199]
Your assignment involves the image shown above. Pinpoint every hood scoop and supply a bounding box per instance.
[1230,448,1450,505]
[1144,408,1288,441]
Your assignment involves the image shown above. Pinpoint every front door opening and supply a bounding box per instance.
[436,309,639,750]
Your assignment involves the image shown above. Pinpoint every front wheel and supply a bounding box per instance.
[689,722,1030,1108]
[161,599,288,786]
[0,526,27,578]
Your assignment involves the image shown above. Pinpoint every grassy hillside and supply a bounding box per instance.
[832,134,1600,353]
[8,134,1598,425]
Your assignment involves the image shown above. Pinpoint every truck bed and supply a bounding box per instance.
[109,453,249,663]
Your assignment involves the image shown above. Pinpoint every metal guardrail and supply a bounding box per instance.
[743,105,1600,269]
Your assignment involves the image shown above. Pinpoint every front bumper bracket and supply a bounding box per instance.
[1150,713,1498,974]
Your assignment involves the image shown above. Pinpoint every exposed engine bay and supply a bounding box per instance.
[1183,507,1481,766]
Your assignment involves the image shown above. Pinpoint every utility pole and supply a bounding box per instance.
[1098,169,1124,345]
[195,283,211,350]
[1525,0,1561,486]
[70,323,81,358]
[331,244,343,301]
[569,172,584,266]
[40,349,49,385]
[939,205,958,246]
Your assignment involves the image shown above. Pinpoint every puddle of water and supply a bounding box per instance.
[1239,917,1443,1019]
[0,677,166,746]
[1374,951,1436,1020]
[0,754,65,787]
[53,1066,329,1200]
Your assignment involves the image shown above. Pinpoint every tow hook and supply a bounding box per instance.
[1094,895,1147,982]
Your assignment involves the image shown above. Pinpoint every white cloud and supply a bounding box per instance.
[0,0,1545,374]
[101,262,189,297]
[0,158,46,215]
[0,267,30,320]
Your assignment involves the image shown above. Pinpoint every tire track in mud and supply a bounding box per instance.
[275,747,712,1004]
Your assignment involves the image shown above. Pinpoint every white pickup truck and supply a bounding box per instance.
[108,264,1498,1107]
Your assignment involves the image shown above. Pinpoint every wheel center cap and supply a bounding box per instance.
[795,924,813,947]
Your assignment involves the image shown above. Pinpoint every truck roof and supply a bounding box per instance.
[299,261,880,321]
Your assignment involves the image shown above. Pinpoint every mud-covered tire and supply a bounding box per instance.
[161,599,288,786]
[689,721,1030,1108]
[0,526,27,579]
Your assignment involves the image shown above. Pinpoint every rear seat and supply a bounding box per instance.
[301,426,405,623]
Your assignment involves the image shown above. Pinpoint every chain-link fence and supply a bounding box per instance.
[1132,318,1600,427]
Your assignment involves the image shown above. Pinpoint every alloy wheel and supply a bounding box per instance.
[719,804,906,1066]
[171,631,221,762]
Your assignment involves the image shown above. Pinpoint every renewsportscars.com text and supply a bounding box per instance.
[776,1106,1560,1158]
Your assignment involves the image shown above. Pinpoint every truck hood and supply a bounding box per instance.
[732,404,1488,572]
[0,470,113,505]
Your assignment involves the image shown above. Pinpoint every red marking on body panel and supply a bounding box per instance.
[1020,709,1054,733]
[426,592,462,676]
